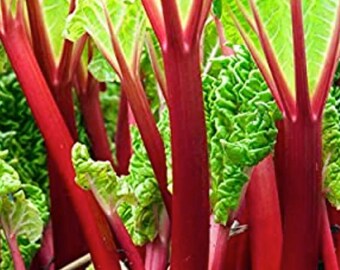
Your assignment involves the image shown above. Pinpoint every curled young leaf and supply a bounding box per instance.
[204,46,281,224]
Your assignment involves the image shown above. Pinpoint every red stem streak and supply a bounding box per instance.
[160,0,183,49]
[145,34,168,104]
[108,212,144,270]
[327,203,340,267]
[140,0,166,44]
[213,16,234,57]
[6,234,26,270]
[144,210,170,270]
[78,75,115,166]
[291,0,311,117]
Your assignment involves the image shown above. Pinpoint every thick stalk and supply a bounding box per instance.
[49,81,85,268]
[1,21,120,269]
[162,45,210,269]
[220,205,250,270]
[276,117,322,269]
[247,155,282,270]
[208,220,229,270]
[6,234,26,270]
[48,159,88,268]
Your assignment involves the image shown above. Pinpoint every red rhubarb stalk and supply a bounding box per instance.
[220,203,250,270]
[0,15,120,270]
[30,222,55,270]
[26,1,87,266]
[142,1,212,268]
[321,200,339,270]
[107,213,144,270]
[6,234,26,270]
[247,155,282,270]
[208,218,229,270]
[144,210,170,270]
[114,89,132,175]
[77,75,116,166]
[102,7,172,214]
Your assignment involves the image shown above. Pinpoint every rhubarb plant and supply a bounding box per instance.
[227,0,340,269]
[1,0,340,269]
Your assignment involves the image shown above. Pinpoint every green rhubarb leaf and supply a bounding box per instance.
[117,109,171,245]
[176,0,192,26]
[254,0,294,95]
[42,0,70,61]
[0,157,43,244]
[1,191,43,243]
[72,142,121,213]
[0,71,49,192]
[228,0,294,97]
[88,49,119,83]
[0,159,21,197]
[228,0,340,98]
[303,0,340,94]
[227,1,267,64]
[204,45,281,224]
[323,86,340,208]
[0,69,48,269]
[213,0,222,18]
[64,0,145,71]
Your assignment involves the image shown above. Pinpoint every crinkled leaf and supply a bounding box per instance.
[323,86,340,208]
[117,110,171,245]
[22,184,49,224]
[1,191,43,243]
[0,159,20,197]
[72,142,120,213]
[0,71,48,192]
[204,46,281,224]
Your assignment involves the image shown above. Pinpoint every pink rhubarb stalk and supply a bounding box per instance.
[247,155,282,270]
[26,1,87,266]
[0,11,120,270]
[142,1,212,268]
[6,234,26,270]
